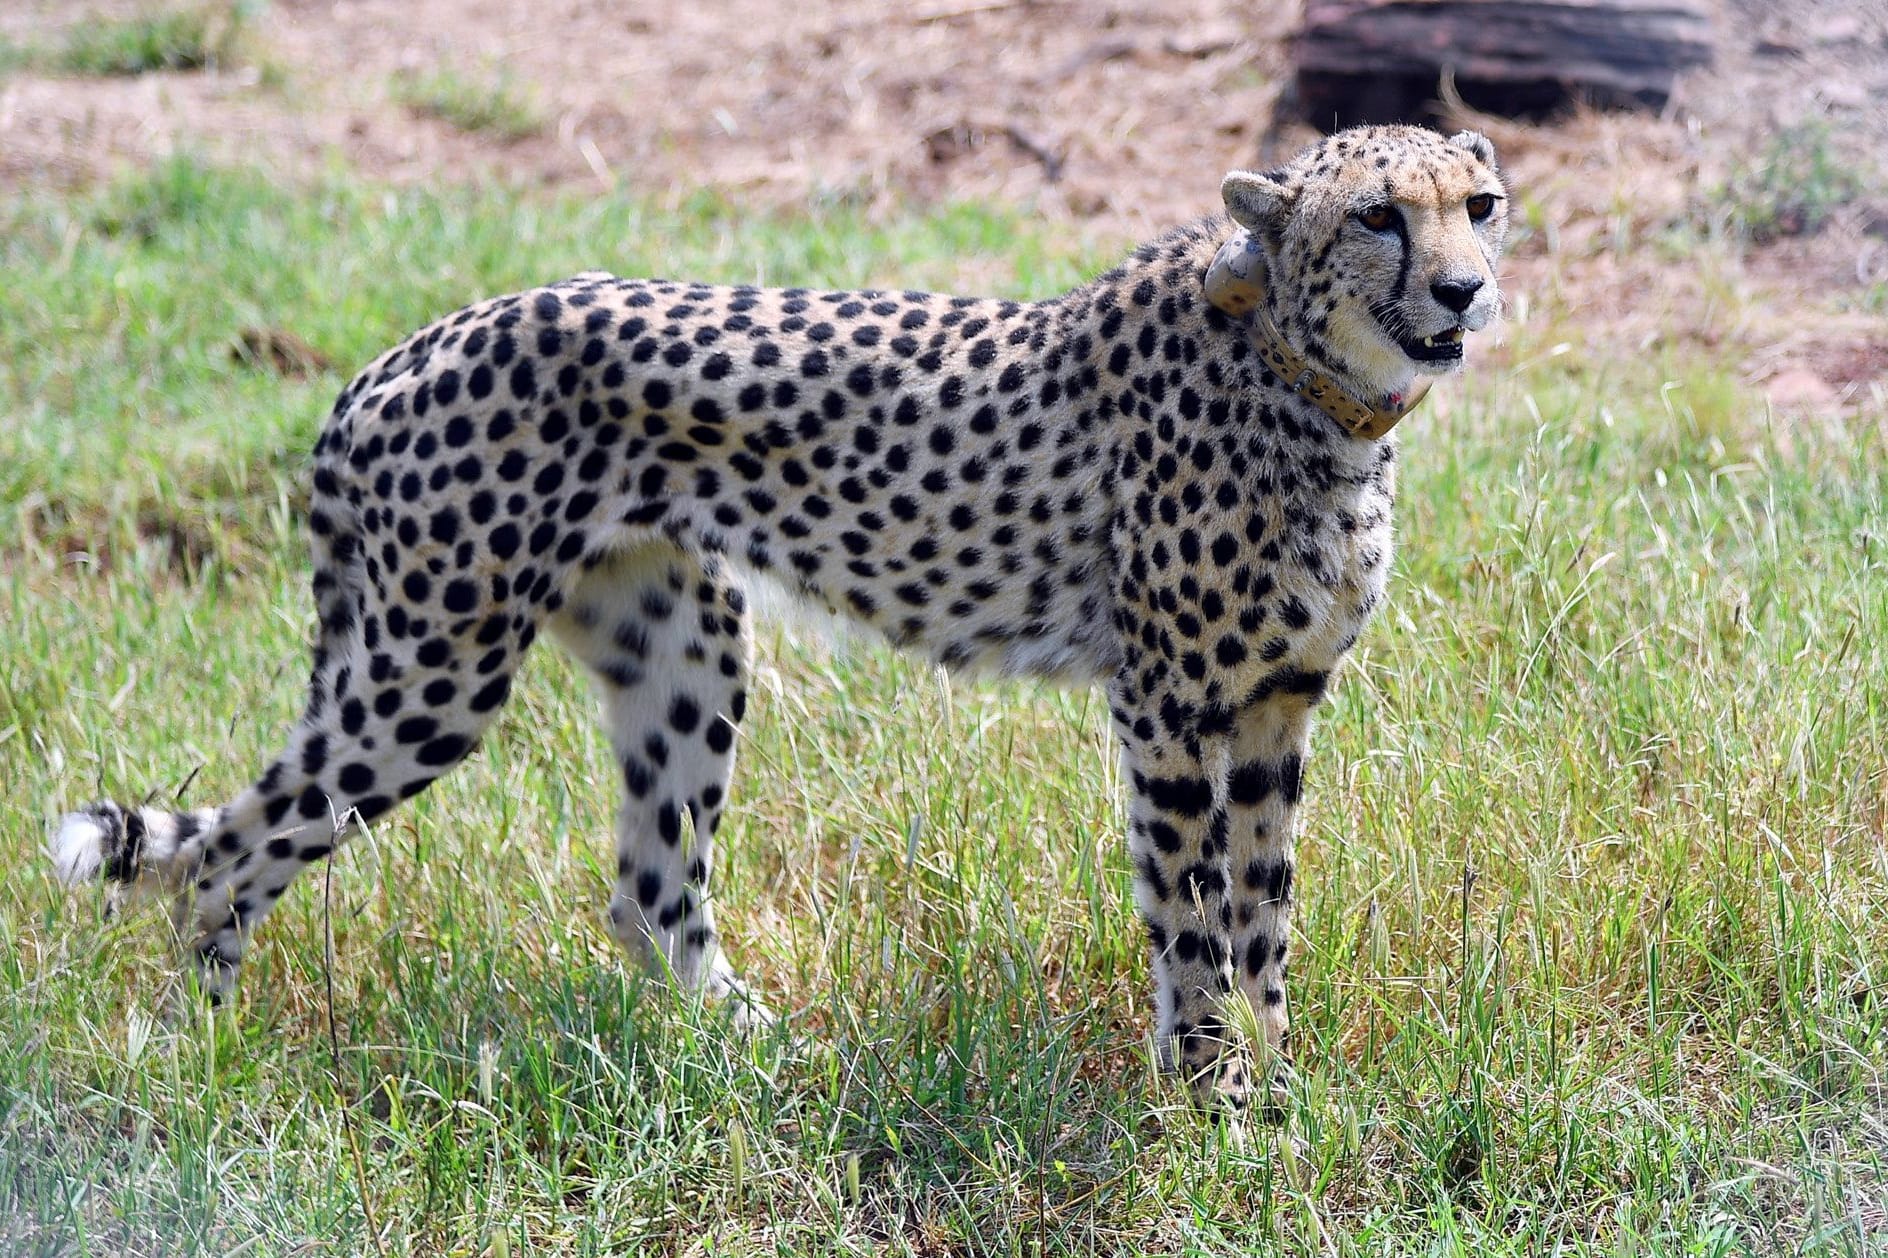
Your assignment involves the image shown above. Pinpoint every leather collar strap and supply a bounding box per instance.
[1202,231,1429,441]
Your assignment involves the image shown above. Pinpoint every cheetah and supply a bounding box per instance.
[51,125,1508,1113]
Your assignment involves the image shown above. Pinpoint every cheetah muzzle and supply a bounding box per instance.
[50,125,1508,1118]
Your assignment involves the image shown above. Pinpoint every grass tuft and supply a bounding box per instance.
[394,66,548,142]
[52,4,250,77]
[1708,119,1870,243]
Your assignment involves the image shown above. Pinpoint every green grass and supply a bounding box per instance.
[0,4,255,81]
[1707,119,1871,243]
[395,66,547,142]
[47,4,249,77]
[2,161,1886,1255]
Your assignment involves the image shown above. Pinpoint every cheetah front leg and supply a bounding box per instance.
[1115,690,1315,1119]
[1223,695,1316,1121]
[1116,727,1250,1112]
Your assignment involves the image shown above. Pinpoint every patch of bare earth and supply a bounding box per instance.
[2,0,1884,417]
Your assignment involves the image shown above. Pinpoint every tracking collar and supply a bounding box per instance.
[1203,231,1429,441]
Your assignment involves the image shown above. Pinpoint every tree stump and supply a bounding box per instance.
[1290,0,1716,129]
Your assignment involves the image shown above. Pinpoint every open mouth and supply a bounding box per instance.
[1398,328,1465,364]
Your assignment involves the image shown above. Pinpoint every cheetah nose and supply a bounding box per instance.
[1429,277,1483,314]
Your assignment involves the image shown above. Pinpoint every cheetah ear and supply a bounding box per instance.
[1448,130,1498,169]
[1221,170,1294,241]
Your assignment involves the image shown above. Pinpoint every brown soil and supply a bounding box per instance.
[3,0,1885,411]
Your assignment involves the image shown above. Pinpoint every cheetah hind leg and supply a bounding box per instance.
[49,502,537,1010]
[546,544,772,1033]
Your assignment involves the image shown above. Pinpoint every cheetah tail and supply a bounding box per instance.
[49,799,219,896]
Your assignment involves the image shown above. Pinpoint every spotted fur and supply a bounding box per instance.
[51,125,1508,1111]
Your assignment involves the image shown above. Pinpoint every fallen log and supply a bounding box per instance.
[1290,0,1716,128]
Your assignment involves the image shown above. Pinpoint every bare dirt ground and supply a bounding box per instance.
[3,0,1885,412]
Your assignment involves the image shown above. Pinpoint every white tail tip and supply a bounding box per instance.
[50,812,110,884]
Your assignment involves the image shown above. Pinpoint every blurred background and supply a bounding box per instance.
[1,0,1884,417]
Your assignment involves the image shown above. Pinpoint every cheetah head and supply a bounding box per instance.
[1221,126,1508,404]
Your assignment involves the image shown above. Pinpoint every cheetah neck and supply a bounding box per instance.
[1202,232,1428,441]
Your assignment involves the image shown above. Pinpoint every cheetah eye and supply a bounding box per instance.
[1466,193,1497,222]
[1356,205,1398,232]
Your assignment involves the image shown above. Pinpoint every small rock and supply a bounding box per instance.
[1765,368,1838,410]
[1817,81,1868,110]
[1163,26,1243,58]
[1809,15,1865,46]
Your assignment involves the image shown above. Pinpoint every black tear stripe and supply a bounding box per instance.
[1389,215,1412,303]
